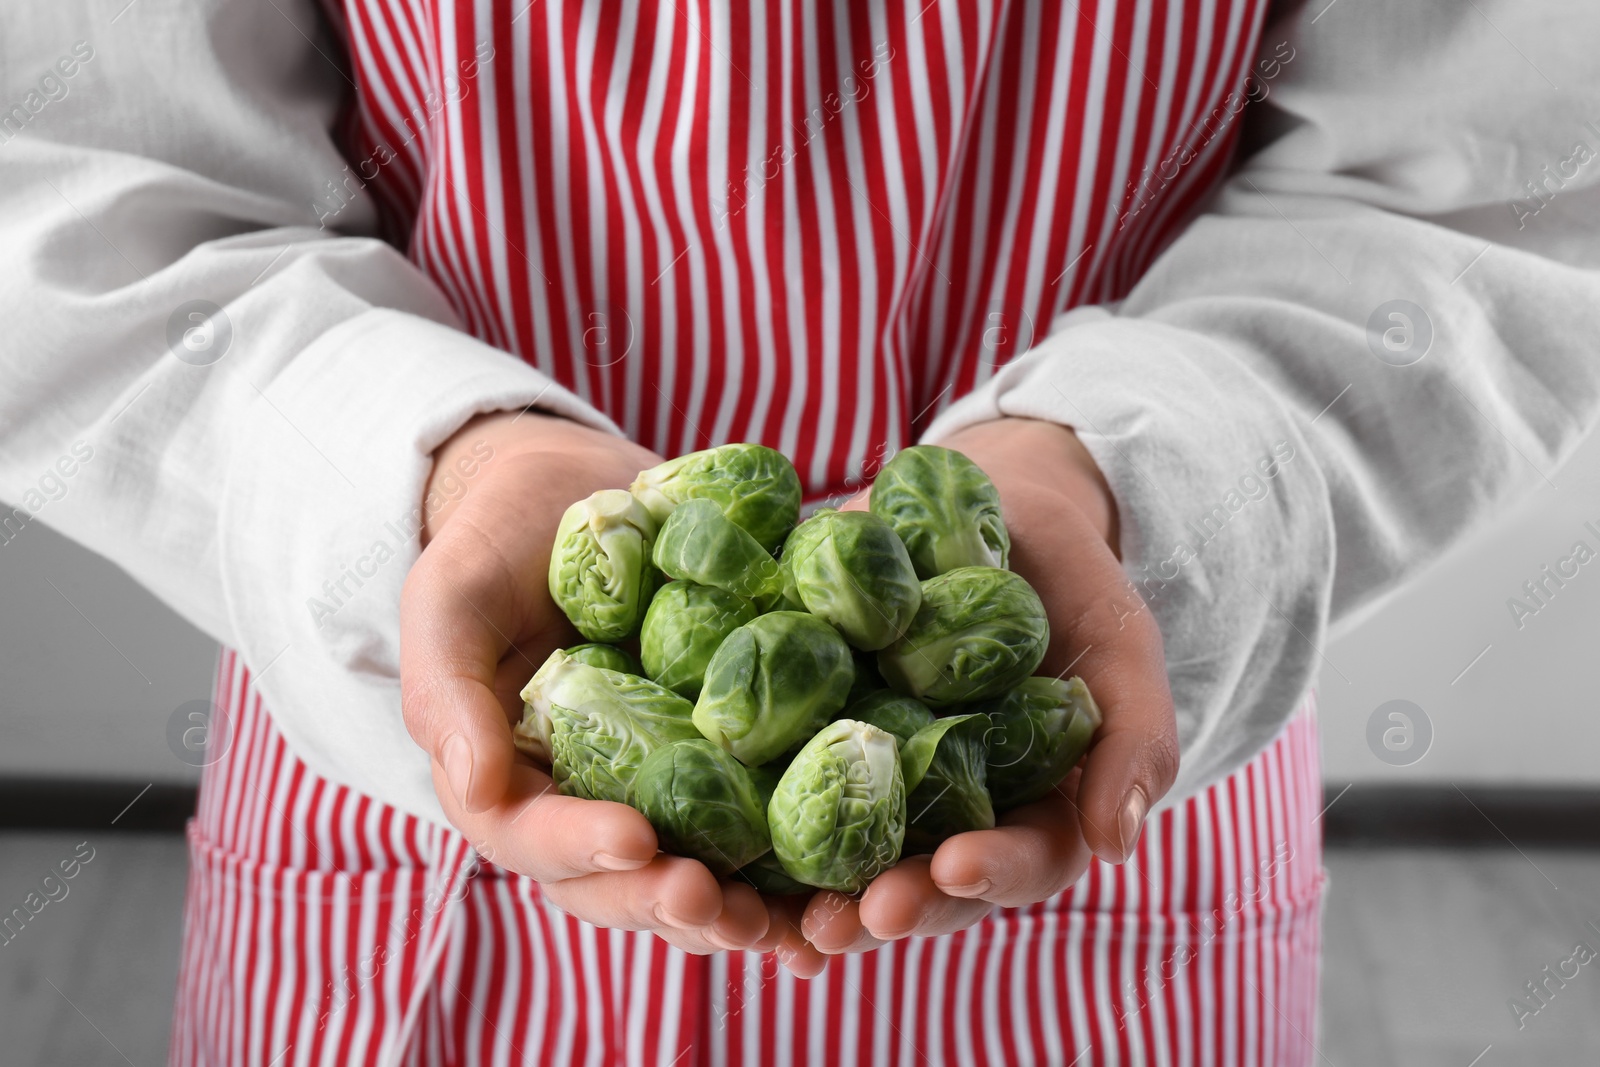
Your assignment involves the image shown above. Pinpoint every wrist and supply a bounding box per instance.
[938,417,1119,555]
[422,408,658,545]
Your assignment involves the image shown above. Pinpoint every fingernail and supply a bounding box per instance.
[442,734,474,810]
[940,879,991,898]
[592,851,648,872]
[1118,786,1149,860]
[705,925,753,952]
[653,904,697,931]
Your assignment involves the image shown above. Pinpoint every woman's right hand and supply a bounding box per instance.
[399,409,828,974]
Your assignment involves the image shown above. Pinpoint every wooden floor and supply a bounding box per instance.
[2,833,1597,1065]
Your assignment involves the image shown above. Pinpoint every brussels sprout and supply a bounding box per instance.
[693,612,855,766]
[736,853,814,895]
[876,567,1049,706]
[769,719,906,893]
[548,490,660,642]
[514,649,698,803]
[842,690,935,744]
[653,498,787,608]
[631,443,802,553]
[780,510,922,650]
[869,445,1011,579]
[899,713,995,852]
[630,739,772,875]
[733,764,814,894]
[639,581,759,698]
[846,649,890,706]
[977,676,1103,811]
[564,643,642,675]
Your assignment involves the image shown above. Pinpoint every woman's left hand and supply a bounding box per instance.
[805,417,1179,955]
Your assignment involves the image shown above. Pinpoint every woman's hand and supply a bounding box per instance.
[399,409,827,972]
[806,417,1178,954]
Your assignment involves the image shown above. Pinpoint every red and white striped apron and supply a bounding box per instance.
[173,654,1323,1067]
[172,1,1328,1063]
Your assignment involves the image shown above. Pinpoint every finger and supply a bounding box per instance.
[837,487,872,513]
[645,885,771,955]
[929,789,1093,908]
[401,527,532,814]
[705,882,771,950]
[857,856,995,941]
[541,854,725,932]
[754,896,830,978]
[1003,490,1179,864]
[800,891,886,955]
[431,761,659,882]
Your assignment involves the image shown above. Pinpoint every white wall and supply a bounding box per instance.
[2,427,1597,787]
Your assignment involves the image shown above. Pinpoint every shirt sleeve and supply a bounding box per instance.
[0,0,618,824]
[924,0,1600,805]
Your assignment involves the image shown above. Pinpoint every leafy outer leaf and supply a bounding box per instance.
[782,510,922,650]
[868,445,1011,579]
[977,676,1103,811]
[514,649,699,803]
[875,567,1049,706]
[548,490,660,642]
[639,580,758,698]
[630,739,772,876]
[652,498,786,605]
[769,719,906,893]
[630,443,802,553]
[899,713,995,852]
[564,643,642,674]
[692,612,855,766]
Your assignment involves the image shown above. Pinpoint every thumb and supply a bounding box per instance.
[1066,583,1180,864]
[400,544,521,815]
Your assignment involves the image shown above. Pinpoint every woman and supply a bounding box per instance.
[4,0,1596,1063]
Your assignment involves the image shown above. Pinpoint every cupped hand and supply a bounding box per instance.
[807,417,1178,954]
[400,409,826,973]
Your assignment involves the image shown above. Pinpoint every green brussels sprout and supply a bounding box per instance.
[631,443,802,553]
[653,498,787,608]
[564,643,642,675]
[639,581,759,699]
[780,510,922,650]
[733,763,814,894]
[514,649,698,803]
[869,445,1011,579]
[845,649,890,706]
[693,612,855,766]
[899,713,995,853]
[876,567,1049,707]
[841,690,935,744]
[736,853,814,895]
[977,676,1103,811]
[769,719,906,892]
[630,739,772,875]
[548,490,660,642]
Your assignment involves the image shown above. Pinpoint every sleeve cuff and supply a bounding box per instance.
[217,309,615,825]
[924,314,1337,805]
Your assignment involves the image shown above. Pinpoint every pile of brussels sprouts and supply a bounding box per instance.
[514,443,1102,895]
